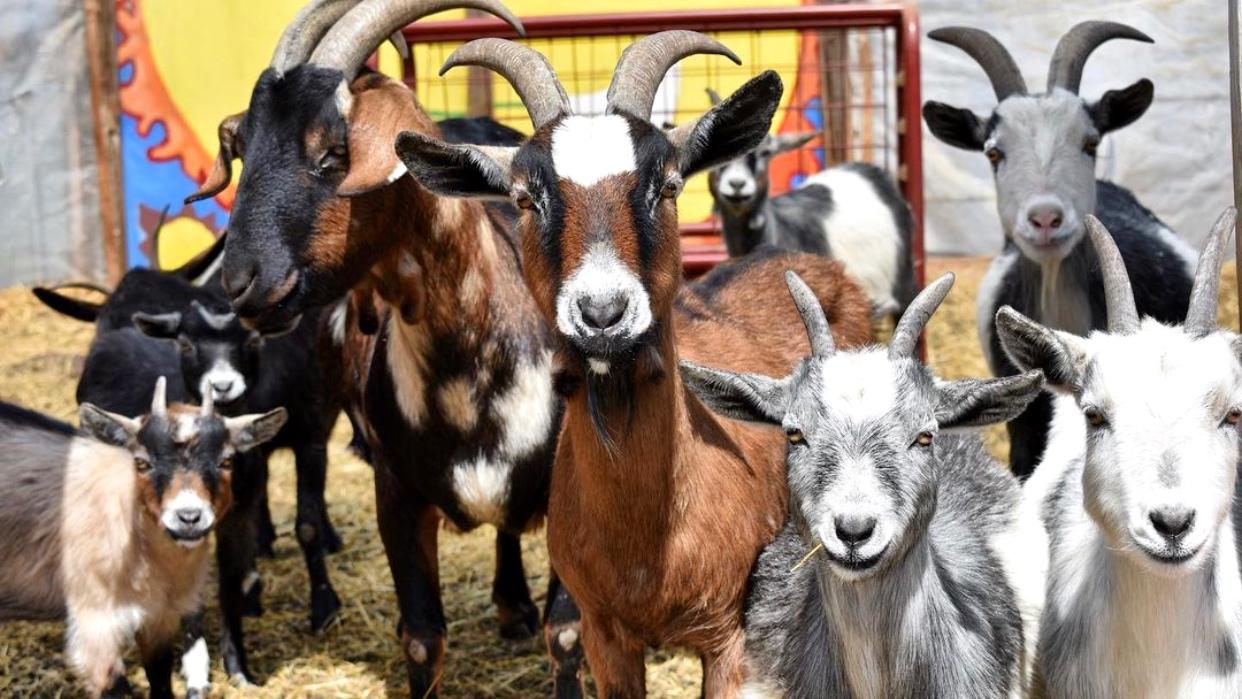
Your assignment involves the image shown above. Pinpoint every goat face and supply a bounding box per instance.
[681,273,1043,580]
[707,132,815,217]
[79,379,287,547]
[922,23,1155,263]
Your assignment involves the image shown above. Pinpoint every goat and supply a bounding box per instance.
[706,92,915,322]
[395,31,874,696]
[0,379,285,699]
[994,210,1242,698]
[682,272,1042,698]
[922,22,1198,479]
[196,1,581,694]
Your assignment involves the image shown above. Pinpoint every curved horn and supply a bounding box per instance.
[607,31,740,121]
[190,300,236,331]
[309,0,525,84]
[1046,21,1152,94]
[152,376,168,419]
[928,27,1027,101]
[1084,215,1139,334]
[201,384,215,418]
[890,273,955,360]
[271,0,366,73]
[441,39,570,130]
[785,271,834,358]
[1184,207,1238,338]
[705,87,722,106]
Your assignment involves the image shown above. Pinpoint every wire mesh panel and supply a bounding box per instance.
[401,5,922,282]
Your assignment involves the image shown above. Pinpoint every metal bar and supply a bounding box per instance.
[898,2,924,292]
[1231,0,1242,325]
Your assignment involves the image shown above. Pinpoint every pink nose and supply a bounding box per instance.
[1027,205,1064,244]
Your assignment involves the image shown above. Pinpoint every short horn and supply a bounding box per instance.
[152,376,168,418]
[1184,207,1238,338]
[441,39,570,130]
[271,0,366,73]
[309,0,525,85]
[607,30,740,121]
[1046,21,1152,94]
[890,273,955,360]
[928,27,1027,101]
[785,271,834,358]
[705,87,722,106]
[201,385,215,418]
[1084,215,1139,334]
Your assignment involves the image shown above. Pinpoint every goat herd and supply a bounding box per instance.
[0,1,1237,697]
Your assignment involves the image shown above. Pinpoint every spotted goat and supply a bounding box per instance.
[396,31,873,696]
[683,272,1042,698]
[0,379,285,699]
[923,21,1197,478]
[996,210,1242,698]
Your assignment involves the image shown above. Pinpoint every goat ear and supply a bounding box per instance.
[770,131,818,155]
[1089,79,1153,135]
[670,70,784,177]
[679,360,790,425]
[396,130,514,200]
[225,408,288,453]
[336,83,425,197]
[935,370,1045,430]
[186,112,245,205]
[133,311,182,339]
[994,306,1089,395]
[79,403,140,447]
[922,101,986,151]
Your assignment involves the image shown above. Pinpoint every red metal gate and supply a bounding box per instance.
[399,4,923,287]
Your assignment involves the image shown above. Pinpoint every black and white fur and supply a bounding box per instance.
[708,128,915,321]
[922,22,1198,478]
[681,272,1043,698]
[996,211,1242,698]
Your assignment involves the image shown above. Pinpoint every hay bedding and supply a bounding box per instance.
[0,258,1235,697]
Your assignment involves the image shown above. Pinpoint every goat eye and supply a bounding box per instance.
[660,177,683,199]
[1224,409,1241,427]
[985,147,1004,166]
[134,458,151,474]
[914,432,934,448]
[786,428,805,445]
[220,457,235,471]
[1084,407,1108,428]
[1083,137,1100,157]
[317,147,347,174]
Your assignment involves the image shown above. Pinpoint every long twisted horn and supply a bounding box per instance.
[607,31,740,121]
[441,39,570,130]
[271,0,366,73]
[1084,215,1139,334]
[152,376,168,419]
[1184,208,1238,338]
[785,271,834,358]
[928,27,1027,101]
[1046,21,1152,94]
[890,273,955,360]
[309,0,524,85]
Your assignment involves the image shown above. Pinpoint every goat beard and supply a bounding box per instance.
[553,333,666,454]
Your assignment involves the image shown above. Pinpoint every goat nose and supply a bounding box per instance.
[728,177,747,192]
[1149,507,1195,540]
[577,295,629,331]
[834,514,877,546]
[176,508,203,526]
[212,379,234,393]
[222,261,259,304]
[1027,206,1064,238]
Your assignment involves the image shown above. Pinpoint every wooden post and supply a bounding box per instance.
[465,8,493,117]
[1231,0,1242,326]
[83,0,126,282]
[816,0,850,165]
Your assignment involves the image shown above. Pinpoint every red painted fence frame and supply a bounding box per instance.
[401,4,923,287]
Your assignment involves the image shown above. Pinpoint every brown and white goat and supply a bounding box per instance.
[0,379,285,699]
[396,33,874,696]
[194,0,580,694]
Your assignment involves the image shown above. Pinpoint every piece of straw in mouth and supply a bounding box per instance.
[791,542,824,572]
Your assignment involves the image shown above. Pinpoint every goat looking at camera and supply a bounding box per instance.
[683,272,1041,698]
[996,209,1242,698]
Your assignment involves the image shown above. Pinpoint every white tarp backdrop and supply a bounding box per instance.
[919,0,1231,255]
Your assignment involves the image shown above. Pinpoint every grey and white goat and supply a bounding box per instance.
[706,91,916,321]
[681,271,1044,698]
[923,22,1198,478]
[996,210,1242,698]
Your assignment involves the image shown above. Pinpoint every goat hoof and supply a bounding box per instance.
[228,672,253,688]
[309,585,342,632]
[497,599,540,640]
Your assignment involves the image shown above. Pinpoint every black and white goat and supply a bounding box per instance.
[996,211,1242,697]
[706,91,915,321]
[682,272,1041,698]
[0,379,284,699]
[922,21,1198,478]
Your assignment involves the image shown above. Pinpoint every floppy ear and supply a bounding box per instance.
[225,408,288,453]
[79,403,140,447]
[769,131,818,155]
[1088,78,1153,135]
[186,112,245,204]
[336,83,426,197]
[396,130,515,200]
[133,311,183,339]
[679,360,791,425]
[994,306,1090,395]
[935,370,1044,430]
[922,101,987,151]
[669,70,784,176]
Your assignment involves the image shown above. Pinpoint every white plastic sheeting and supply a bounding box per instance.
[920,0,1230,255]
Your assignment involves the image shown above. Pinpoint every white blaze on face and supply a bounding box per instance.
[554,241,653,340]
[819,352,899,422]
[200,359,246,405]
[551,115,637,187]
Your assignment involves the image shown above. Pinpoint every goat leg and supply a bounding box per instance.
[579,610,647,698]
[215,452,265,684]
[543,571,585,699]
[137,624,178,699]
[493,530,539,640]
[178,611,210,699]
[255,488,277,558]
[293,440,342,632]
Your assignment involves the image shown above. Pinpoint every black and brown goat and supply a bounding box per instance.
[197,0,579,695]
[0,380,285,699]
[395,32,874,696]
